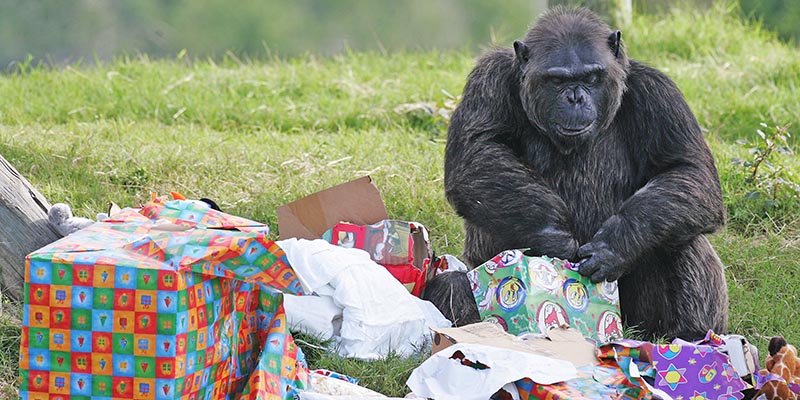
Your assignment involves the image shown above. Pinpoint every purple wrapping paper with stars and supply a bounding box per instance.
[608,332,749,400]
[18,199,309,400]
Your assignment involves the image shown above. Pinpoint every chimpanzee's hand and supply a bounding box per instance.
[523,229,579,261]
[576,241,626,283]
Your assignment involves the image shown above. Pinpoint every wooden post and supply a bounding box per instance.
[0,153,61,301]
[609,0,632,28]
[531,0,548,18]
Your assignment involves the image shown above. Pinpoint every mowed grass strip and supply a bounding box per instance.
[0,4,798,398]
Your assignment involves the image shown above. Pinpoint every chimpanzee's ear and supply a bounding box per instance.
[513,40,529,64]
[608,30,622,58]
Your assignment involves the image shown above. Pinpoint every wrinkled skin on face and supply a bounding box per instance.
[514,23,628,154]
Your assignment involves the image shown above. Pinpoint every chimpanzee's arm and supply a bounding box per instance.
[578,63,725,282]
[445,50,579,261]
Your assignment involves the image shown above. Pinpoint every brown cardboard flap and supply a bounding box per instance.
[277,176,390,240]
[431,322,597,367]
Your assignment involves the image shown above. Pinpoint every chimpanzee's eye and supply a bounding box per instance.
[585,74,599,84]
[550,77,564,85]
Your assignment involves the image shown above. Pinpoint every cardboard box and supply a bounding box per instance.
[277,177,434,294]
[276,176,388,241]
[19,198,309,400]
[467,250,623,343]
[431,322,597,367]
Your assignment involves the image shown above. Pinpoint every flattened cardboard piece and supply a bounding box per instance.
[431,322,597,367]
[277,176,389,240]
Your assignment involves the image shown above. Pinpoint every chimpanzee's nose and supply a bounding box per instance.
[567,87,585,105]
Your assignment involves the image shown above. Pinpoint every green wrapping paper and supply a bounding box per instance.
[467,250,623,343]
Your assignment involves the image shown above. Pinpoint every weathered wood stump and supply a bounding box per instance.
[0,153,61,301]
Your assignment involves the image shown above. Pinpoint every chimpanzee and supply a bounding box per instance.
[423,7,728,340]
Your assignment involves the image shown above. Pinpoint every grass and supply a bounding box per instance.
[0,3,799,398]
[0,300,21,399]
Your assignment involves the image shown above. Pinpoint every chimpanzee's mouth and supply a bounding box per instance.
[556,123,593,137]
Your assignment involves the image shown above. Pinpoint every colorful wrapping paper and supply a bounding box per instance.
[603,333,749,400]
[518,365,647,400]
[517,342,654,399]
[467,250,623,343]
[19,199,309,400]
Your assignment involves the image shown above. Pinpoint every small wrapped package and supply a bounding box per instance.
[322,220,432,296]
[467,250,623,343]
[19,198,309,400]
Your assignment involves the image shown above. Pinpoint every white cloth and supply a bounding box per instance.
[278,238,450,359]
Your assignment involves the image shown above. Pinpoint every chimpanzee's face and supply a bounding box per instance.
[515,32,627,154]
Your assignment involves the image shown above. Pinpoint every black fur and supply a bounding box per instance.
[422,271,482,326]
[429,7,728,340]
[768,336,788,356]
[200,198,221,212]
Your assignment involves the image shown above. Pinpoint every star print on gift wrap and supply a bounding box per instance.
[657,344,684,360]
[658,363,689,390]
[689,391,709,400]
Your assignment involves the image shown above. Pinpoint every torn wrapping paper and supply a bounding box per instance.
[467,250,623,343]
[279,238,450,359]
[19,198,309,400]
[603,332,749,400]
[322,220,432,296]
[406,342,577,400]
[518,365,633,399]
[517,336,655,399]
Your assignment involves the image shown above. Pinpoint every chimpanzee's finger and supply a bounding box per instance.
[591,268,607,283]
[578,257,599,277]
[577,242,597,259]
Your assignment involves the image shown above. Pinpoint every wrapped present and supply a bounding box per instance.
[322,220,432,296]
[19,198,309,400]
[467,250,623,343]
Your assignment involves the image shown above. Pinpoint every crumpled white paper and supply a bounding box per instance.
[406,343,577,400]
[277,238,451,359]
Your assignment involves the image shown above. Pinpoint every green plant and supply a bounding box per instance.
[108,167,152,194]
[731,123,799,207]
[393,89,460,138]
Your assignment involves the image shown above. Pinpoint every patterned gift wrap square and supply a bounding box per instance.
[19,199,309,400]
[467,250,623,343]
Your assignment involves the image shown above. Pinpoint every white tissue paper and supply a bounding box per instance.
[277,238,451,359]
[406,342,577,400]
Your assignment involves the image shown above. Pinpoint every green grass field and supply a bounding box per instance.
[1,4,799,398]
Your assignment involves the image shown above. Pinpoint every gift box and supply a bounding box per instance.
[322,220,432,296]
[277,176,434,297]
[19,198,309,400]
[466,250,623,343]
